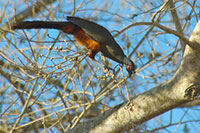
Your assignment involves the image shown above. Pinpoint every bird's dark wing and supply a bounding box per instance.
[67,16,127,64]
[67,16,115,45]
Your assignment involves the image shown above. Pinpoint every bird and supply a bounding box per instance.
[11,16,136,76]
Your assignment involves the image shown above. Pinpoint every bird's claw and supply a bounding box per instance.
[103,65,115,77]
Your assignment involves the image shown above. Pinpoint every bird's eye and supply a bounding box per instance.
[126,65,132,71]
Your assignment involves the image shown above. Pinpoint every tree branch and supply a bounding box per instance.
[169,0,185,52]
[0,0,56,40]
[115,21,200,51]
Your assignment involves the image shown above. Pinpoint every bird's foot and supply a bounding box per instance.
[103,65,116,78]
[103,65,115,73]
[90,58,115,78]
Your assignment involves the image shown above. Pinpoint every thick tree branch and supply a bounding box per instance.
[70,21,200,133]
[179,98,200,107]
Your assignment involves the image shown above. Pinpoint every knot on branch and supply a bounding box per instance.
[184,83,200,100]
[124,102,134,112]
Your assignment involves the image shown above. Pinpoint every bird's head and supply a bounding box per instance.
[123,57,136,77]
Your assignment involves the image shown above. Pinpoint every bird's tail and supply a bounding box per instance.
[11,21,80,34]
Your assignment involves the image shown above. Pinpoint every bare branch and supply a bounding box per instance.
[169,0,185,52]
[0,0,56,40]
[117,21,200,51]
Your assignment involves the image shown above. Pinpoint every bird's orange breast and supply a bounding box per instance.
[73,29,101,52]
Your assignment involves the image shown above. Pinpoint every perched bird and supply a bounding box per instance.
[11,16,136,76]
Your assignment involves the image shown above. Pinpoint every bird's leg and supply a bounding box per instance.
[94,60,116,76]
[88,50,98,60]
[103,65,115,75]
[89,52,115,75]
[101,56,115,75]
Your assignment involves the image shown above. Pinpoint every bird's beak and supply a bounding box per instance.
[128,71,132,77]
[128,70,134,77]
